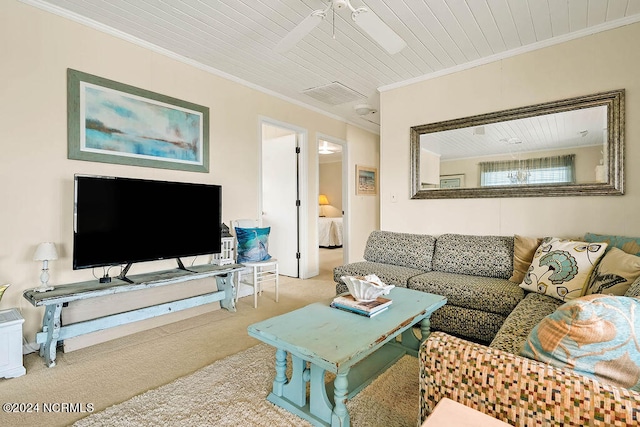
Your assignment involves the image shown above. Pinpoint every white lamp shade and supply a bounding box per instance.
[34,242,58,261]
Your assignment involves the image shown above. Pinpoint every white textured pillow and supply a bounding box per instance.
[520,237,607,301]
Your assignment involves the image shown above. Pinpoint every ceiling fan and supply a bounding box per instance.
[275,0,407,55]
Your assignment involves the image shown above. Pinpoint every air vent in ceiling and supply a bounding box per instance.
[302,82,366,105]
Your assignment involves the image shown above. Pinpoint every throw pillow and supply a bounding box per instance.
[584,232,640,256]
[520,237,607,301]
[626,276,640,299]
[235,227,272,263]
[584,247,640,296]
[521,294,640,391]
[509,235,543,283]
[0,283,8,302]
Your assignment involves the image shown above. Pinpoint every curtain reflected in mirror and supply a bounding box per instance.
[411,90,624,199]
[479,155,576,187]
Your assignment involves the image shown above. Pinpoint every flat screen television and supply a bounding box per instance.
[73,174,221,281]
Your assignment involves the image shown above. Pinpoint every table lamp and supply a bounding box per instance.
[33,242,58,292]
[319,194,329,217]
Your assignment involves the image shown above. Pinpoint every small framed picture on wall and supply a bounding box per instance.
[356,165,378,195]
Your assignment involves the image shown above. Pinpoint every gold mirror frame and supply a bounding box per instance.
[410,90,625,199]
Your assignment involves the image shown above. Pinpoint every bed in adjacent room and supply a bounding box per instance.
[318,217,343,248]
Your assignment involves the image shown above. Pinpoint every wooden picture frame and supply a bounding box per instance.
[356,165,378,195]
[67,69,209,173]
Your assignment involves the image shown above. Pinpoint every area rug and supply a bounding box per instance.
[73,343,419,426]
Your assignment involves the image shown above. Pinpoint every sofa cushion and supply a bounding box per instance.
[520,237,607,301]
[409,271,523,316]
[432,234,514,279]
[584,247,640,296]
[428,305,506,344]
[333,261,420,292]
[522,294,640,391]
[584,232,640,256]
[509,235,543,283]
[363,231,436,271]
[490,292,563,355]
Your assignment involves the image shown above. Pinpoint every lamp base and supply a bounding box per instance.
[33,285,54,293]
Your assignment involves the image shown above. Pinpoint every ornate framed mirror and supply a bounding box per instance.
[410,90,624,199]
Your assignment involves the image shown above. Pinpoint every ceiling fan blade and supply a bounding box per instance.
[352,8,406,54]
[275,12,325,54]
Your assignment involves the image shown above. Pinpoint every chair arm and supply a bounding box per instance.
[419,332,640,426]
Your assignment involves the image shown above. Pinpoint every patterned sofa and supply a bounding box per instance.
[334,231,523,343]
[336,230,640,425]
[420,278,640,426]
[419,329,640,426]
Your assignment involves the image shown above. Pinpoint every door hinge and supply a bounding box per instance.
[296,252,301,259]
[295,147,301,154]
[296,200,301,207]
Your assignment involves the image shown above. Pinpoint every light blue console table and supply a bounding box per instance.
[248,287,446,427]
[23,263,244,367]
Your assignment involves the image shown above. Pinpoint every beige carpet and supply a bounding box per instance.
[72,343,420,427]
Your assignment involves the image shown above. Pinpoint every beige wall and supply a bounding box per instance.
[0,1,378,344]
[380,22,640,239]
[346,126,380,261]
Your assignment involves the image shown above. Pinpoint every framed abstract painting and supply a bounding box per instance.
[67,69,209,172]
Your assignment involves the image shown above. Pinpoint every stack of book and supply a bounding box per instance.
[330,294,392,318]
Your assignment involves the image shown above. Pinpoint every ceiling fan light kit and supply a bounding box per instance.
[276,0,407,55]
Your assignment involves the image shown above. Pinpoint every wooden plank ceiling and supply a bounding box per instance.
[24,0,640,132]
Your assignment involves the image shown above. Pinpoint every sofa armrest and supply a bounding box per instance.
[420,332,640,426]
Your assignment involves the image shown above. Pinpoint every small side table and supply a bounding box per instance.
[0,308,26,378]
[422,398,511,427]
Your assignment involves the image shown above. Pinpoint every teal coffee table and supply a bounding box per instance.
[247,287,446,427]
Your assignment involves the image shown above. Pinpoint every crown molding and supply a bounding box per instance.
[19,0,379,136]
[379,15,640,93]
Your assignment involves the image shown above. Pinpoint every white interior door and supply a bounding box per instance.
[262,125,299,277]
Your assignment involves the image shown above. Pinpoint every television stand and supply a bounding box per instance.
[117,258,193,284]
[23,263,245,367]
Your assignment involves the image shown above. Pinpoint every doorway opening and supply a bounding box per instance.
[317,134,348,279]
